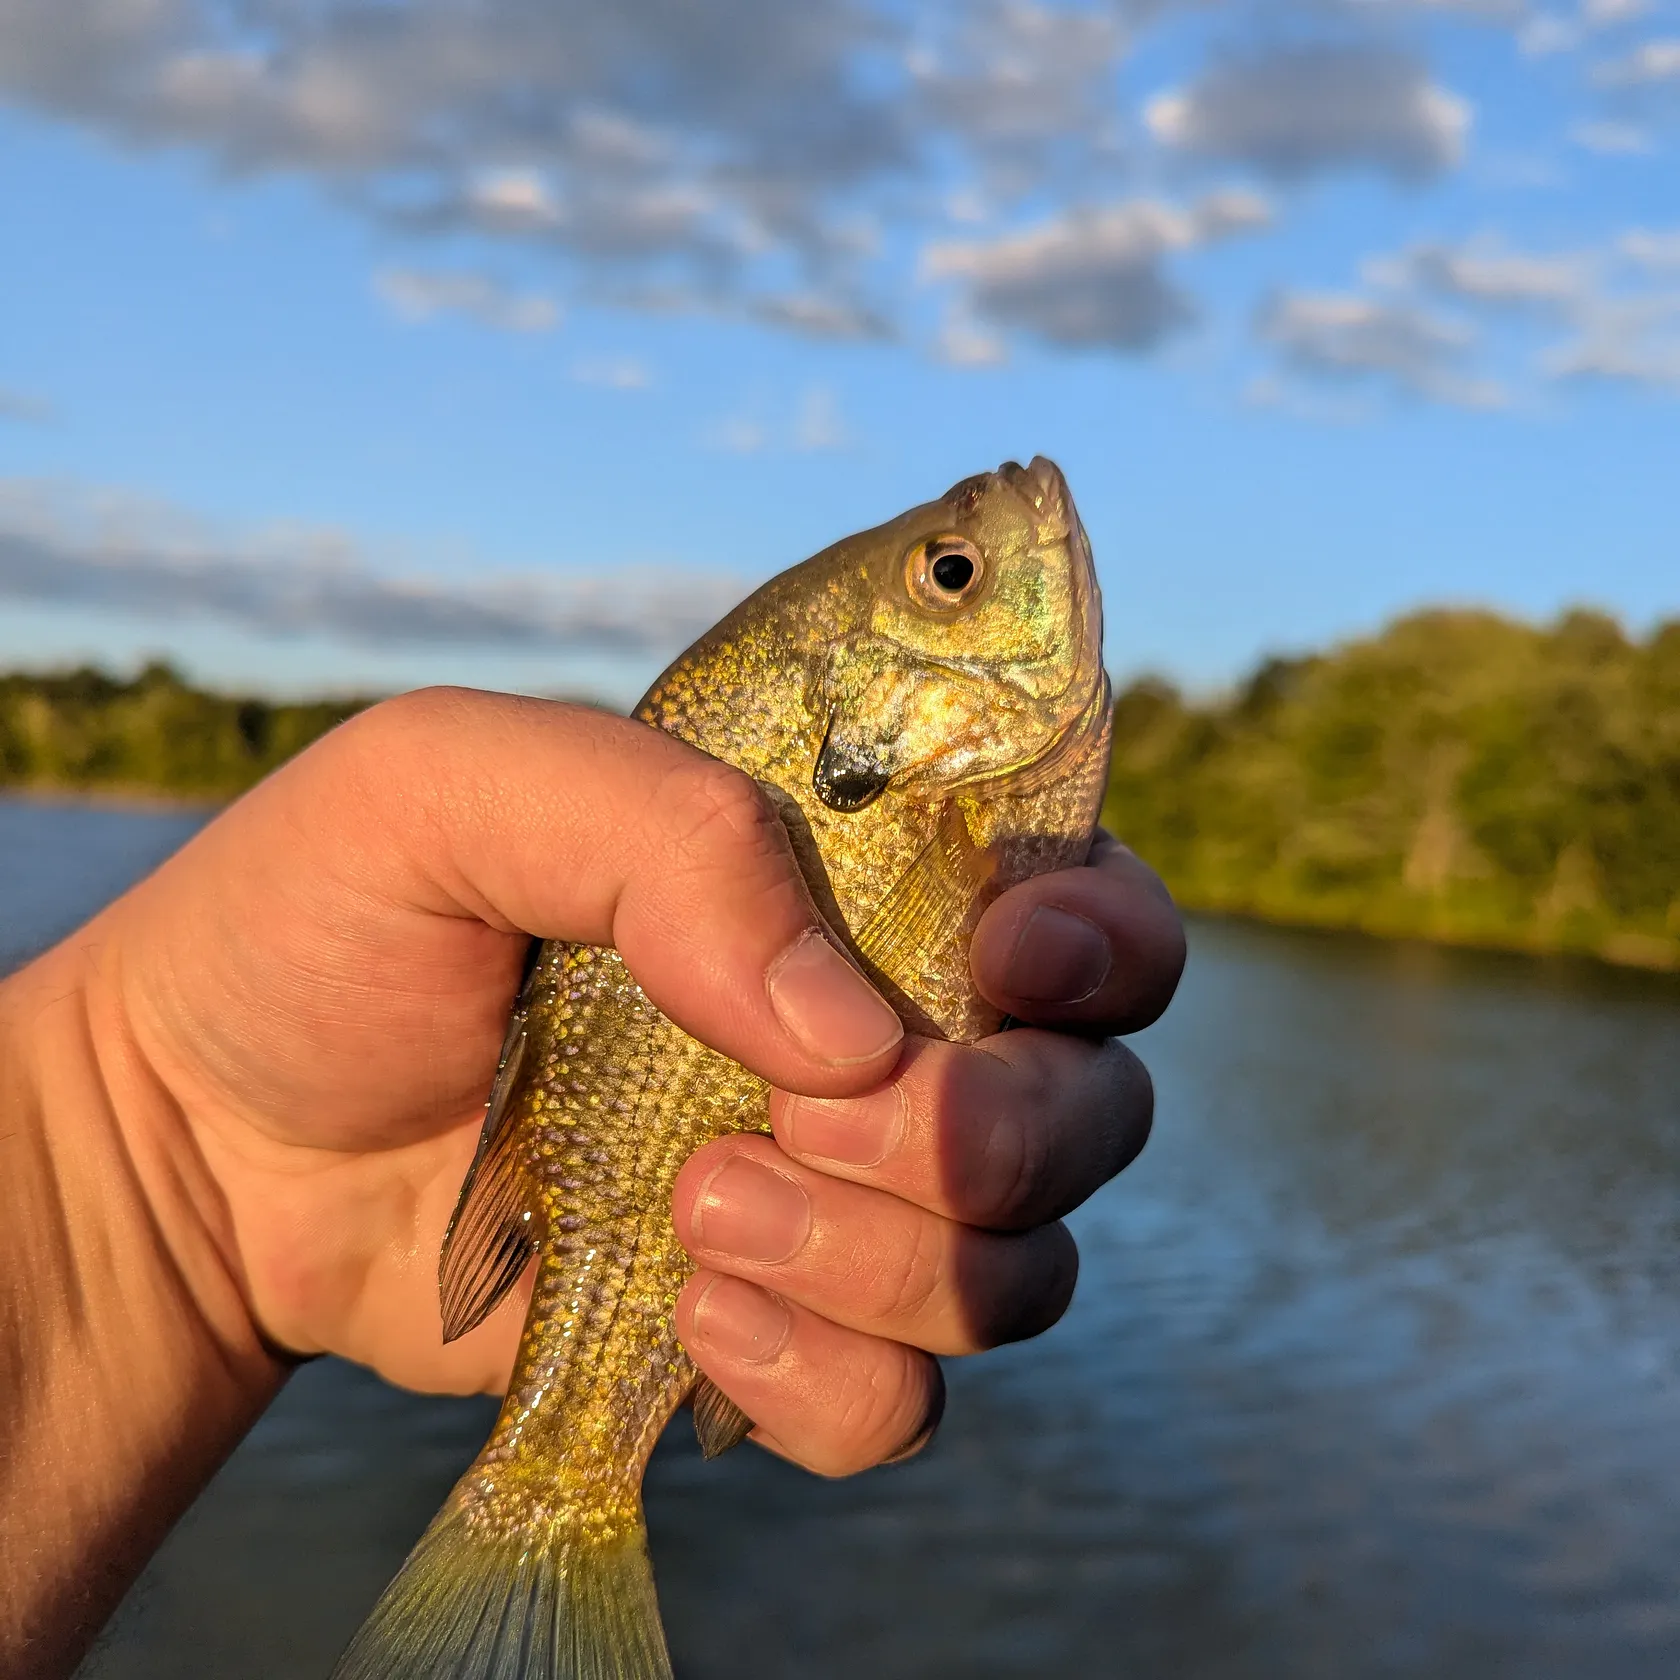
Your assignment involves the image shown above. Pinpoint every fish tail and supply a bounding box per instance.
[329,1501,672,1680]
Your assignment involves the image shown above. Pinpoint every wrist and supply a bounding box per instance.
[0,929,283,1678]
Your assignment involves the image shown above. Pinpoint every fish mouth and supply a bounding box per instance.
[813,720,891,812]
[995,454,1106,718]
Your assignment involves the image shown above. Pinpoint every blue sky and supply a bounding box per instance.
[1,1,1676,706]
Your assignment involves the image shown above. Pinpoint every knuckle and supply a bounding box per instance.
[880,1358,946,1464]
[822,1348,934,1476]
[873,1218,945,1330]
[661,761,788,874]
[356,685,475,740]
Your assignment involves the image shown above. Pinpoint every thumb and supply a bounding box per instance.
[316,688,905,1098]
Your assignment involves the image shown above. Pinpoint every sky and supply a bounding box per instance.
[1,0,1677,707]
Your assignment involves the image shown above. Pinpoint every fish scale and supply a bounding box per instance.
[461,946,766,1548]
[330,457,1111,1680]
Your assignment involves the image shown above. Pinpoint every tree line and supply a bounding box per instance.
[3,610,1677,970]
[1102,608,1680,971]
[0,663,368,801]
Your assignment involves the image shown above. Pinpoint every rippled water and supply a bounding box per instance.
[5,797,1677,1679]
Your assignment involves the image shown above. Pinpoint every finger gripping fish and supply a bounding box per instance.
[331,458,1111,1680]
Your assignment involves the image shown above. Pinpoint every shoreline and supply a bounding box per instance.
[1173,896,1680,978]
[0,783,225,815]
[6,782,1676,982]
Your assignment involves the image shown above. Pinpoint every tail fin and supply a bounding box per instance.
[329,1503,672,1680]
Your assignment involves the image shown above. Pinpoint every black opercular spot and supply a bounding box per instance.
[817,768,889,812]
[814,732,890,812]
[930,550,975,592]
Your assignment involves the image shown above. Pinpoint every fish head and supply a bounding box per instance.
[813,456,1106,812]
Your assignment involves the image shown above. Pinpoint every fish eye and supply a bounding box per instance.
[931,551,974,591]
[906,536,985,612]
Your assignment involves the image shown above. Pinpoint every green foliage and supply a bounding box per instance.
[7,611,1678,973]
[1103,608,1680,972]
[0,663,369,800]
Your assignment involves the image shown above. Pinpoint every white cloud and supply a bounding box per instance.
[933,308,1010,366]
[1345,0,1526,18]
[794,386,851,451]
[1569,119,1656,152]
[1523,0,1654,53]
[1258,291,1506,407]
[0,386,54,424]
[0,479,745,654]
[0,0,909,311]
[1368,237,1597,309]
[1543,293,1680,385]
[704,415,768,455]
[1519,15,1581,56]
[1595,37,1680,84]
[922,192,1272,351]
[1145,44,1472,180]
[466,169,565,230]
[907,0,1130,195]
[374,269,560,333]
[747,293,894,341]
[1328,227,1680,402]
[570,357,653,389]
[1,0,1671,407]
[1584,0,1652,25]
[1621,227,1680,268]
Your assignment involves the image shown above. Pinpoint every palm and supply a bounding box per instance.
[114,759,536,1397]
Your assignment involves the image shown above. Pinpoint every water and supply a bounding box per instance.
[4,796,1676,1678]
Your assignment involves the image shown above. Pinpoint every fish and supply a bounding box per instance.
[330,456,1112,1680]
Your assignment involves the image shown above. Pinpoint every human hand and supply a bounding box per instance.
[79,688,1183,1438]
[671,832,1180,1473]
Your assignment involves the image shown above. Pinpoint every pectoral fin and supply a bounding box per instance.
[438,942,545,1343]
[854,801,997,1009]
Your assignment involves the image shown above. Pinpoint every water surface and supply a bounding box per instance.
[4,798,1676,1678]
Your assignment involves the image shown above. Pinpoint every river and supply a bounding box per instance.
[3,795,1676,1679]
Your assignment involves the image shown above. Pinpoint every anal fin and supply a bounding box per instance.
[692,1376,756,1460]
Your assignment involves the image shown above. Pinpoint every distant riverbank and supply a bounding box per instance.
[1,783,222,815]
[8,609,1680,976]
[1102,607,1680,975]
[0,663,369,804]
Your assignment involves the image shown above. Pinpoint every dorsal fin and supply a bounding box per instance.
[438,941,546,1343]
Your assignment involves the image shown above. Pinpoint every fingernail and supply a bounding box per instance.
[784,1083,907,1168]
[768,930,903,1066]
[693,1155,812,1264]
[1007,906,1112,1004]
[690,1275,792,1365]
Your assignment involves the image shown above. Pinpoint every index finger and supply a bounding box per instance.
[245,689,905,1100]
[967,831,1187,1034]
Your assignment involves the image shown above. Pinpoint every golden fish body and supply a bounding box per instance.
[332,457,1111,1680]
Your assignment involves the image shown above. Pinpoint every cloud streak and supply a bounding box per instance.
[1263,229,1680,403]
[375,268,561,332]
[922,192,1272,351]
[1258,291,1504,407]
[0,0,1470,367]
[0,385,54,423]
[0,0,1672,404]
[0,481,746,656]
[1366,237,1597,310]
[1146,44,1471,181]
